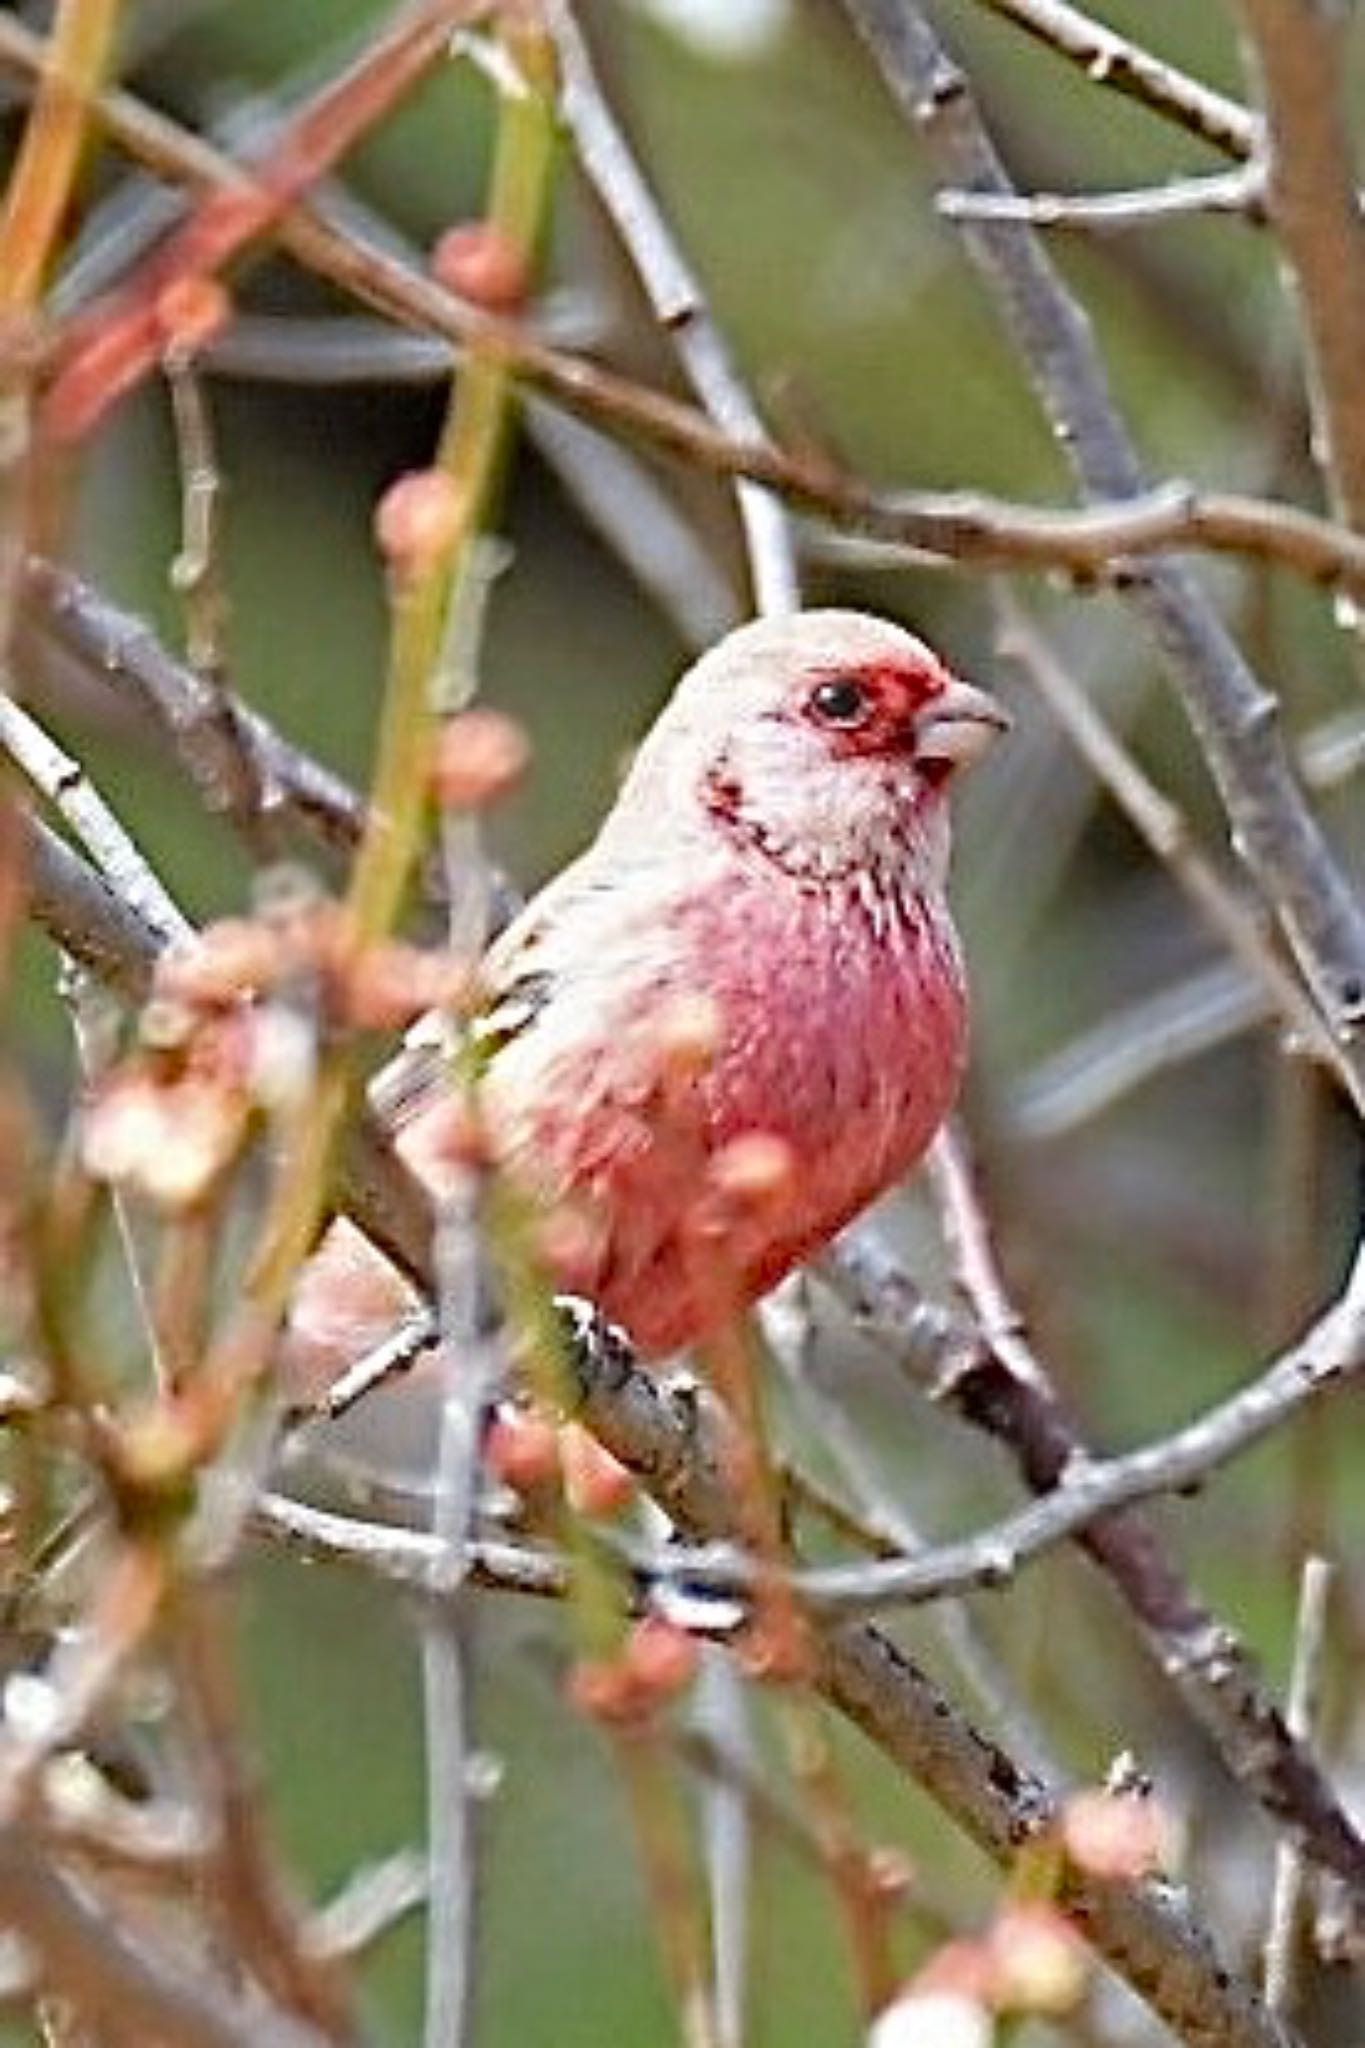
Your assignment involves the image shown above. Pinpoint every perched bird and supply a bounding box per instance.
[378,608,1006,1363]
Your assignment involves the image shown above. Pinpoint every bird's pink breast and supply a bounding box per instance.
[489,863,967,1359]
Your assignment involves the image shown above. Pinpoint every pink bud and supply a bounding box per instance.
[374,469,464,575]
[431,708,531,811]
[1062,1788,1168,1881]
[431,222,529,313]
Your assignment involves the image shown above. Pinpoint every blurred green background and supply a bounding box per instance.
[6,0,1365,2040]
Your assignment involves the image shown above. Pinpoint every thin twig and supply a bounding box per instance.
[1,25,1364,611]
[309,1851,428,1964]
[549,0,797,617]
[561,1310,1299,2048]
[41,0,488,445]
[844,0,1365,1093]
[760,1281,1057,1776]
[817,1201,1365,1924]
[254,1491,568,1604]
[964,0,1257,161]
[1237,0,1365,537]
[0,1828,338,2048]
[992,590,1363,1114]
[1263,1555,1335,2017]
[938,164,1262,232]
[0,0,123,316]
[0,687,189,943]
[802,1258,1365,1595]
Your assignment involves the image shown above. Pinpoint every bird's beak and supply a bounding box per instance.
[914,677,1010,772]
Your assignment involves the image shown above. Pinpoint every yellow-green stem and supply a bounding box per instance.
[237,17,558,1354]
[0,0,122,314]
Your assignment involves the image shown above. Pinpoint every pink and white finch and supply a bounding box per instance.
[382,608,1006,1363]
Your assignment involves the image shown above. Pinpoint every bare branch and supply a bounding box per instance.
[0,1830,339,2048]
[3,28,1365,611]
[939,164,1263,232]
[21,557,367,857]
[254,1492,568,1605]
[819,1208,1365,1922]
[965,0,1257,160]
[808,1230,1365,1612]
[844,0,1365,1073]
[562,1312,1299,2048]
[1237,0,1365,535]
[548,0,796,617]
[0,689,189,942]
[1264,1556,1335,2017]
[992,590,1363,1113]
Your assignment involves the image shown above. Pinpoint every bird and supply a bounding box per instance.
[366,607,1006,1366]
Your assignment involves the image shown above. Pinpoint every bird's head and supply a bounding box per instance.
[610,610,1007,888]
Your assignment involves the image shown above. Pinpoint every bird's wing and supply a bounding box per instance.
[370,846,719,1134]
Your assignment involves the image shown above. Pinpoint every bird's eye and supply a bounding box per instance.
[808,676,873,727]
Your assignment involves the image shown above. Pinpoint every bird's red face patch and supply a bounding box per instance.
[795,655,950,761]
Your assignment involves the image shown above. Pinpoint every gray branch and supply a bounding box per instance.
[843,0,1365,1070]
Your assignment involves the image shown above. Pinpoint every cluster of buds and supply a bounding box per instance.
[485,1404,636,1520]
[80,876,474,1213]
[154,879,471,1037]
[568,1614,702,1726]
[869,1784,1169,2046]
[872,1903,1085,2048]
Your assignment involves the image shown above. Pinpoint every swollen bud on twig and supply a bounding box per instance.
[431,222,530,313]
[339,943,473,1033]
[156,918,284,1008]
[373,469,465,578]
[484,1406,561,1495]
[1060,1787,1169,1881]
[984,1904,1086,2017]
[560,1420,635,1518]
[430,708,531,811]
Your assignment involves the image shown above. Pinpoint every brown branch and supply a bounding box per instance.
[20,556,367,857]
[820,1197,1365,1912]
[16,760,1309,2048]
[21,807,433,1291]
[1237,0,1365,536]
[0,1829,338,2048]
[2,22,1365,612]
[561,1315,1298,2048]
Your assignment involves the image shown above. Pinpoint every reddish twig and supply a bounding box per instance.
[40,0,484,444]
